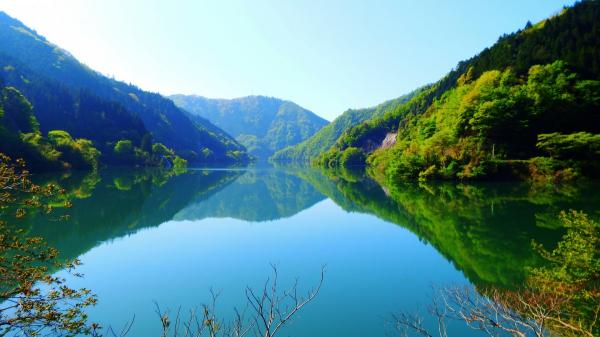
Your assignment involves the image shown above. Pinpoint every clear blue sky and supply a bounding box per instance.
[1,0,576,120]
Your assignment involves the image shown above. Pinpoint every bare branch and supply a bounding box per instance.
[152,265,323,337]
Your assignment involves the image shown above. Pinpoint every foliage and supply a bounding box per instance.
[536,131,600,159]
[525,156,581,184]
[271,90,423,163]
[323,61,600,183]
[393,210,599,337]
[314,1,600,183]
[152,142,174,157]
[226,150,251,163]
[527,210,599,337]
[0,12,248,164]
[1,86,38,133]
[314,147,366,168]
[114,139,134,155]
[170,95,328,160]
[0,81,191,172]
[0,85,100,171]
[48,130,101,170]
[0,154,98,336]
[172,156,188,173]
[112,139,188,171]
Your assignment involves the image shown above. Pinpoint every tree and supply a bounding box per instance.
[392,210,599,337]
[1,86,39,133]
[340,147,366,167]
[114,140,134,155]
[0,153,99,336]
[154,265,325,337]
[48,130,101,170]
[528,210,599,337]
[47,129,75,147]
[536,132,600,160]
[172,156,188,173]
[73,138,101,169]
[152,142,175,157]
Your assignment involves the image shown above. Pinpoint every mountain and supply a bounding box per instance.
[0,12,249,164]
[0,83,103,171]
[169,95,328,159]
[271,89,423,163]
[315,1,600,183]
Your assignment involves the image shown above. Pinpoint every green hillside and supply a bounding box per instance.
[271,90,423,163]
[0,12,249,165]
[316,1,600,184]
[170,95,328,159]
[0,82,191,171]
[0,84,100,171]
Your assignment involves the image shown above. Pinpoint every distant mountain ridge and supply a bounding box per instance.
[169,94,328,159]
[0,11,248,164]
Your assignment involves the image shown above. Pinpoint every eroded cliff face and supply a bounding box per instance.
[380,132,397,150]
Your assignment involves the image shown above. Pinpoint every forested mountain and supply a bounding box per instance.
[169,95,328,159]
[0,12,249,165]
[271,89,423,163]
[0,83,101,171]
[316,1,600,183]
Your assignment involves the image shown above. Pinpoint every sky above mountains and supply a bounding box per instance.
[1,0,576,120]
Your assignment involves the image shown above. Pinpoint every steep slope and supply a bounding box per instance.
[318,1,600,181]
[0,83,101,171]
[0,12,248,164]
[169,95,328,159]
[271,89,423,163]
[0,54,148,154]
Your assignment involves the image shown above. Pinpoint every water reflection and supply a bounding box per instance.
[294,168,600,288]
[175,169,325,222]
[8,167,600,291]
[14,169,241,262]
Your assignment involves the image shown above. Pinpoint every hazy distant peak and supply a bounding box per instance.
[170,94,328,159]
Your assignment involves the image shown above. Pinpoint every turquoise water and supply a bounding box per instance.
[12,168,600,336]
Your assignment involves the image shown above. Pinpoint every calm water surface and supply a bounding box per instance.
[13,167,600,337]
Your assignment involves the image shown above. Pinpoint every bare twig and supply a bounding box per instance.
[153,265,324,337]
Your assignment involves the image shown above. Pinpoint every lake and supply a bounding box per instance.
[10,167,600,337]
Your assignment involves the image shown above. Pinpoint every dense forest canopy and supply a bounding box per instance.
[313,0,600,184]
[0,82,190,171]
[0,84,99,171]
[0,12,249,165]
